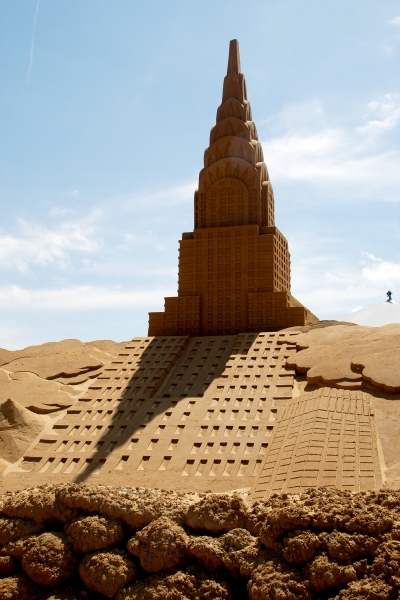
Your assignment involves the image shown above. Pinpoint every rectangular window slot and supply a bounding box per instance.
[52,458,67,474]
[195,459,208,476]
[158,456,171,471]
[116,456,129,470]
[65,458,80,474]
[181,459,195,477]
[147,439,159,450]
[223,459,236,477]
[137,456,150,471]
[238,460,249,476]
[39,458,55,473]
[191,442,202,454]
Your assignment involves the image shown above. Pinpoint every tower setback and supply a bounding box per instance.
[149,40,317,337]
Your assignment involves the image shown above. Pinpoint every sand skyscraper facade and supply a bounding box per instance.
[149,40,317,337]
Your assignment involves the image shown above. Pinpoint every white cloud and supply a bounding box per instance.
[0,284,176,310]
[70,190,80,197]
[389,14,400,25]
[356,93,400,135]
[262,96,400,199]
[0,216,99,272]
[361,253,400,286]
[291,252,400,317]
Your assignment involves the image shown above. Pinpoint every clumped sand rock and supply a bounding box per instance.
[56,484,192,529]
[185,492,248,533]
[282,531,321,564]
[128,516,188,572]
[248,561,312,600]
[1,485,77,523]
[307,553,357,592]
[79,549,137,598]
[0,516,44,545]
[0,484,400,598]
[0,574,41,600]
[65,514,124,553]
[0,534,39,559]
[326,531,379,561]
[21,532,77,586]
[116,566,233,600]
[335,578,394,599]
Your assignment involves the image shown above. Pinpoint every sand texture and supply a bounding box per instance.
[0,484,399,599]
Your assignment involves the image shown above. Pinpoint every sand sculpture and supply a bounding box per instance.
[148,40,317,337]
[1,39,400,598]
[1,321,399,498]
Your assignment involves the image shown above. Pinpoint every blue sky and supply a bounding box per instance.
[0,0,399,348]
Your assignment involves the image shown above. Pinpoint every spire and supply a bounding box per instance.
[227,39,241,74]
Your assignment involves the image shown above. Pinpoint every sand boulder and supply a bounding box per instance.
[79,549,137,598]
[116,566,233,600]
[128,516,188,572]
[65,514,125,553]
[21,532,77,586]
[308,553,356,592]
[248,561,311,600]
[185,493,248,533]
[0,574,41,600]
[0,516,44,545]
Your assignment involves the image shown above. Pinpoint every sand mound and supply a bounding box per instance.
[284,323,400,392]
[0,484,399,599]
[0,339,128,422]
[0,399,45,464]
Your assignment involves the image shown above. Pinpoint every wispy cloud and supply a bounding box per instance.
[356,93,400,135]
[116,180,196,210]
[389,14,400,26]
[26,0,41,84]
[0,216,98,272]
[0,284,175,310]
[262,96,400,200]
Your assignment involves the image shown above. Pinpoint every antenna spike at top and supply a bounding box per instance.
[227,39,241,74]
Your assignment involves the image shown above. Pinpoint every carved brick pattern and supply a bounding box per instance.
[252,387,382,500]
[17,332,298,493]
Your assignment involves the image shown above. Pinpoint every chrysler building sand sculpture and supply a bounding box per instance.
[1,41,391,500]
[149,40,317,337]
